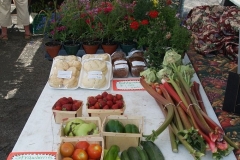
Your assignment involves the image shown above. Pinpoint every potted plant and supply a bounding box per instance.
[133,0,191,69]
[58,0,87,55]
[42,0,63,58]
[111,0,137,55]
[94,0,126,54]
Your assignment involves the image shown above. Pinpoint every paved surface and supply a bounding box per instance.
[0,0,223,159]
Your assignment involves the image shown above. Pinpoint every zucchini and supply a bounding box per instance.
[127,147,141,160]
[136,146,149,160]
[141,141,164,160]
[104,145,120,160]
[125,124,139,133]
[120,150,130,160]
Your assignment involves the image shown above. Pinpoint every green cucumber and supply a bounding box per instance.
[104,145,120,160]
[105,120,125,133]
[141,141,164,160]
[127,147,141,160]
[136,146,149,160]
[124,124,139,133]
[120,150,130,160]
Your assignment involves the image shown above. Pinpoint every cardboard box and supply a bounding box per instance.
[52,100,83,124]
[87,105,125,122]
[102,115,143,151]
[60,117,102,139]
[57,136,104,160]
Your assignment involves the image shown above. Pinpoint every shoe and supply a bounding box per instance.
[0,35,8,40]
[24,34,32,40]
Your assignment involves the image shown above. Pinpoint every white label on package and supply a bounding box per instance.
[132,61,145,66]
[115,64,128,69]
[114,60,127,65]
[88,71,103,79]
[88,74,103,79]
[57,71,72,79]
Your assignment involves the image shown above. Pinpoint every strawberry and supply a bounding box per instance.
[54,101,62,110]
[88,96,97,106]
[102,91,108,97]
[102,97,107,102]
[72,104,80,111]
[111,104,119,109]
[106,101,113,107]
[58,97,69,105]
[62,104,72,111]
[94,102,100,109]
[116,101,124,109]
[102,105,110,109]
[88,106,95,109]
[112,96,117,104]
[106,94,113,101]
[99,101,107,108]
[67,97,74,104]
[74,100,82,107]
[116,94,123,100]
[95,94,103,99]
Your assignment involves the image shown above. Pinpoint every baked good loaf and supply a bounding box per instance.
[81,73,106,89]
[83,59,108,75]
[128,56,147,77]
[112,58,129,78]
[48,75,64,88]
[63,76,78,88]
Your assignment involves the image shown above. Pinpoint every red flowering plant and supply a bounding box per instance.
[112,0,137,45]
[132,0,191,69]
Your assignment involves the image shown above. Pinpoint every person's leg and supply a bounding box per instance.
[14,0,31,38]
[0,0,12,40]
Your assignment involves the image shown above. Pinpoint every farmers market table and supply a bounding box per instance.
[11,55,236,160]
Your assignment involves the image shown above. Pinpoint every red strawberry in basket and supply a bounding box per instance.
[62,104,72,111]
[116,94,123,100]
[67,97,73,104]
[58,97,69,105]
[102,91,108,98]
[72,104,80,111]
[54,101,62,110]
[87,96,97,106]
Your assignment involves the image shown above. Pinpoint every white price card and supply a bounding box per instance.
[57,71,72,79]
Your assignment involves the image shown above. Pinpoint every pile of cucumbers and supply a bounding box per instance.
[105,119,139,133]
[104,141,164,160]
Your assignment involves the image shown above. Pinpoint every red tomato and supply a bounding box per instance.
[87,144,102,159]
[75,141,90,151]
[72,149,88,160]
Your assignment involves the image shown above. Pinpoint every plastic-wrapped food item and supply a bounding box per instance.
[128,50,144,58]
[48,55,82,89]
[112,58,129,78]
[111,51,126,63]
[82,53,110,62]
[128,56,147,77]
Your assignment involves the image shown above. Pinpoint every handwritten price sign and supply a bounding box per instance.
[112,79,145,91]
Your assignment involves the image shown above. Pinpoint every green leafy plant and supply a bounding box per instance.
[58,0,88,44]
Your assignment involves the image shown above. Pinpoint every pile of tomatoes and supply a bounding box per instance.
[60,141,102,160]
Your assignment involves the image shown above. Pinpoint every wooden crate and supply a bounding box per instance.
[87,105,125,122]
[60,117,102,139]
[57,136,104,160]
[102,115,143,151]
[52,100,83,124]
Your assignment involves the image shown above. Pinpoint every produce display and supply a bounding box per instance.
[59,140,102,160]
[87,92,124,110]
[48,55,82,89]
[139,49,238,159]
[63,118,99,137]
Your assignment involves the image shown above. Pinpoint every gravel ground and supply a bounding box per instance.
[0,0,223,159]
